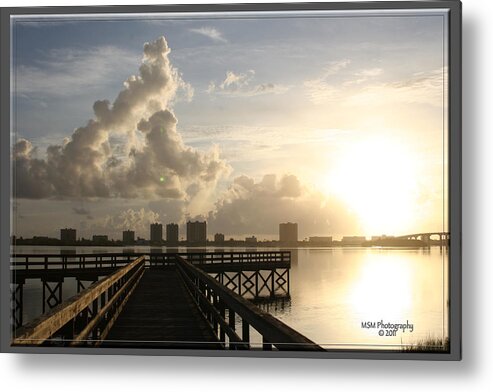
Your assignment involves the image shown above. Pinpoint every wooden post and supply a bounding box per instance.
[219,300,226,342]
[242,320,250,349]
[255,271,259,298]
[229,309,235,330]
[263,337,272,351]
[213,294,219,334]
[18,283,23,328]
[12,283,23,329]
[42,281,46,313]
[92,298,98,319]
[271,269,275,298]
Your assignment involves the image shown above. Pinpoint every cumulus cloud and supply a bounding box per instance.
[208,70,289,97]
[148,199,187,225]
[13,36,229,200]
[89,208,161,238]
[206,174,358,238]
[190,27,227,43]
[111,109,230,199]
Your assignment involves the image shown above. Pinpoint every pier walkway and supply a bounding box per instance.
[11,252,324,351]
[103,269,221,349]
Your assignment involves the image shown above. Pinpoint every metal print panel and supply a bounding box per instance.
[0,1,462,360]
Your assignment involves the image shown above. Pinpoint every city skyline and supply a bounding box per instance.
[11,12,448,240]
[12,220,447,245]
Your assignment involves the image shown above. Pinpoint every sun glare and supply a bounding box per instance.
[347,253,414,321]
[327,135,419,236]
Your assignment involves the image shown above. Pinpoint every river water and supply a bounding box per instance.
[12,245,448,350]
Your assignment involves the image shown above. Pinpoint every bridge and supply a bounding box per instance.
[10,252,323,351]
[395,232,450,246]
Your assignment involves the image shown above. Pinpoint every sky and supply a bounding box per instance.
[10,10,449,241]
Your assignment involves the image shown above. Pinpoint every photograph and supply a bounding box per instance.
[4,2,459,358]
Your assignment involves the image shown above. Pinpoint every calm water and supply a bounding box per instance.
[12,245,448,350]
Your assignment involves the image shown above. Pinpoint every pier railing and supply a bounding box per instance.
[12,256,145,346]
[10,251,290,271]
[11,253,146,271]
[175,255,322,351]
[182,251,291,265]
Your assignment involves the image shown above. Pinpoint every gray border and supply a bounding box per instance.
[0,1,462,360]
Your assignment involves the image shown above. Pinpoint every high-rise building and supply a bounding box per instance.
[60,228,76,244]
[122,230,135,245]
[245,236,257,244]
[187,221,207,244]
[279,222,298,244]
[166,223,179,245]
[150,223,163,244]
[214,233,225,244]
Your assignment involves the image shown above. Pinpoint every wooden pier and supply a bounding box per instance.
[10,252,323,351]
[103,269,221,349]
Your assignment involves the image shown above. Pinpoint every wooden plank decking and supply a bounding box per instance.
[102,268,222,349]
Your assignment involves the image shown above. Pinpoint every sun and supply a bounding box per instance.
[326,135,419,236]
